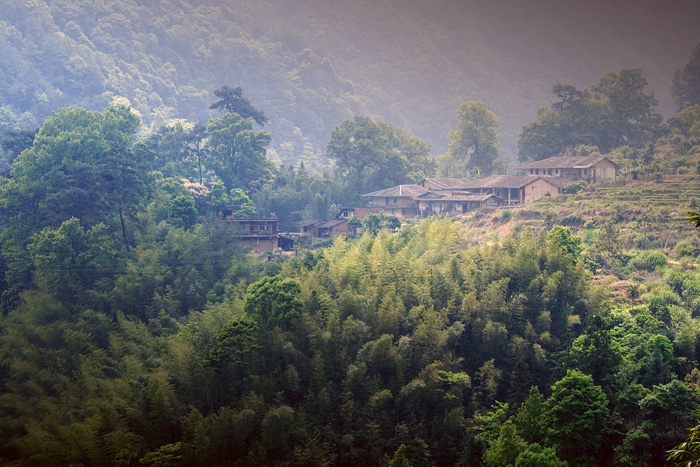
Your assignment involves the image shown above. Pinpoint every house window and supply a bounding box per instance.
[393,197,397,203]
[535,169,539,175]
[584,169,588,175]
[385,198,389,205]
[556,169,559,174]
[548,169,552,175]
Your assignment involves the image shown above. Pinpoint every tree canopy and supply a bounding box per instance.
[446,101,500,176]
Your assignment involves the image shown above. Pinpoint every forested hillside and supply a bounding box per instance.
[1,1,700,465]
[0,92,699,465]
[2,0,699,159]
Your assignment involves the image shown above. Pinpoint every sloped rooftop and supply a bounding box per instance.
[517,156,618,170]
[363,184,428,197]
[419,178,474,189]
[415,190,498,202]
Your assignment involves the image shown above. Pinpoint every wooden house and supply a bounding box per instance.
[316,219,349,237]
[362,184,427,219]
[516,156,618,183]
[299,219,324,237]
[414,190,502,216]
[225,217,279,251]
[418,175,562,205]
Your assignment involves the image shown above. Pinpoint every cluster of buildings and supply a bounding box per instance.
[299,155,618,237]
[229,155,618,247]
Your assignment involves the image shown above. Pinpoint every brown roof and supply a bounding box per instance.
[517,156,618,170]
[463,175,558,189]
[299,219,323,228]
[415,190,499,202]
[317,219,348,229]
[363,184,428,198]
[418,178,474,189]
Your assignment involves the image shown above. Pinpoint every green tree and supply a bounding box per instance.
[169,195,198,229]
[514,444,568,467]
[668,415,700,466]
[483,420,527,467]
[245,276,303,329]
[592,68,662,149]
[670,104,700,139]
[27,218,113,304]
[325,116,432,199]
[389,444,410,467]
[672,43,700,111]
[0,105,148,285]
[543,370,611,466]
[568,315,622,395]
[205,112,272,191]
[185,122,208,184]
[447,101,499,176]
[210,86,268,126]
[207,315,261,403]
[517,107,566,162]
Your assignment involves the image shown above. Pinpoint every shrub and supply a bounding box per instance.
[564,180,588,194]
[629,250,668,272]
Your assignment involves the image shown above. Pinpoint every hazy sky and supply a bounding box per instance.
[273,0,700,151]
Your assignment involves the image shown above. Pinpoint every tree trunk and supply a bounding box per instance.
[119,207,131,252]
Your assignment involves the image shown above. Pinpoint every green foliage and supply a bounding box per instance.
[628,249,668,272]
[543,370,610,466]
[210,86,268,126]
[388,444,410,467]
[668,415,700,466]
[672,43,700,111]
[169,195,198,229]
[563,179,588,194]
[446,101,500,176]
[514,444,568,467]
[205,112,272,192]
[518,69,661,160]
[483,420,527,466]
[245,276,303,328]
[27,218,113,304]
[670,105,700,139]
[325,116,432,200]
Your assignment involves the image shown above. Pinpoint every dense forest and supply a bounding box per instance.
[1,2,700,466]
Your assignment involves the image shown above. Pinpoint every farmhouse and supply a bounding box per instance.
[362,184,428,219]
[316,219,350,237]
[224,217,279,251]
[299,219,324,237]
[517,156,618,183]
[415,190,502,216]
[418,175,563,205]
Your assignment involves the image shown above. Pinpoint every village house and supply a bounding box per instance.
[414,190,502,216]
[516,156,618,183]
[222,216,279,251]
[418,175,564,205]
[362,184,428,219]
[299,219,324,237]
[316,219,350,237]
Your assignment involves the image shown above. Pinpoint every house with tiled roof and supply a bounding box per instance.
[418,175,562,205]
[415,190,502,216]
[299,219,324,237]
[517,156,618,183]
[362,184,428,218]
[316,219,350,237]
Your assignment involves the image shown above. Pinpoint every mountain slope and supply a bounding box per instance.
[1,0,698,161]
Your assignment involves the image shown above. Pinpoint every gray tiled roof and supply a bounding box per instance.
[317,219,348,228]
[363,184,428,197]
[415,190,498,202]
[419,178,474,189]
[517,156,618,170]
